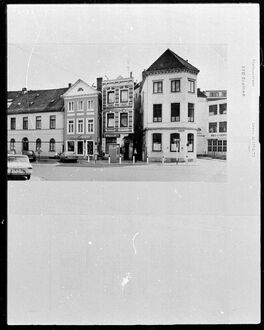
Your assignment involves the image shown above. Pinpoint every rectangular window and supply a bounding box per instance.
[210,92,219,97]
[77,119,84,133]
[78,100,83,111]
[153,104,162,122]
[87,100,94,110]
[223,140,227,152]
[23,117,28,130]
[67,120,75,134]
[188,103,194,122]
[87,119,94,133]
[67,141,75,152]
[153,81,163,94]
[120,90,128,103]
[219,121,227,132]
[170,133,180,152]
[208,140,212,152]
[10,118,16,130]
[152,133,162,151]
[120,113,128,127]
[50,115,56,129]
[219,103,227,114]
[107,91,115,104]
[171,103,180,122]
[68,101,74,112]
[213,140,217,152]
[187,133,194,152]
[218,140,223,152]
[209,105,217,116]
[188,79,195,93]
[107,113,115,128]
[36,116,41,129]
[209,122,217,133]
[171,79,180,92]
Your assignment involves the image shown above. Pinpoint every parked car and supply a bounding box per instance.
[8,149,16,155]
[50,152,62,159]
[59,152,78,163]
[22,150,37,162]
[7,154,33,180]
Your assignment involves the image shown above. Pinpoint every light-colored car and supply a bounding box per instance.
[7,154,33,180]
[59,152,78,163]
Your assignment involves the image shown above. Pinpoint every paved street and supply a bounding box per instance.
[27,158,227,182]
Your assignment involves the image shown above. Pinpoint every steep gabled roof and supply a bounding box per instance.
[146,48,199,74]
[8,87,68,114]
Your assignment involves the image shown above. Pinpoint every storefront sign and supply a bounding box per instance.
[66,134,93,139]
[210,133,227,138]
[104,133,120,138]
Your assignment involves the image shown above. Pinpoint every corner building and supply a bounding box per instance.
[141,49,200,162]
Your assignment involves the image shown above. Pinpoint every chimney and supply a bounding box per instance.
[22,87,27,94]
[96,77,102,92]
[130,71,133,78]
[68,83,72,88]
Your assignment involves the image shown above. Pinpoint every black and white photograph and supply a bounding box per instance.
[6,3,260,325]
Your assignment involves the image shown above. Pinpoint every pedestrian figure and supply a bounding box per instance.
[133,148,137,162]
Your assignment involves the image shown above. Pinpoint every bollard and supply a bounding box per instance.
[146,156,149,164]
[162,156,165,165]
[87,154,90,163]
[108,156,110,164]
[119,156,122,164]
[94,154,97,163]
[133,156,135,164]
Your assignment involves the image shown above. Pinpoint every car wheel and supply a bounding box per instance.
[26,175,31,180]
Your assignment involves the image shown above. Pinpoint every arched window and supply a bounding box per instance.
[187,133,194,152]
[36,138,41,151]
[10,138,15,150]
[22,137,29,151]
[170,133,180,152]
[49,138,55,152]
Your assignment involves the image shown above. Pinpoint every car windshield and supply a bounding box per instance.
[8,156,29,163]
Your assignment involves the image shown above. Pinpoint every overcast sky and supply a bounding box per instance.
[7,4,231,91]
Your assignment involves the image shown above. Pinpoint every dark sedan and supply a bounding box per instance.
[22,150,37,162]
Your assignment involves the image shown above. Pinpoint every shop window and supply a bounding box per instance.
[188,103,194,122]
[36,138,41,151]
[209,122,217,133]
[120,113,128,127]
[153,81,163,94]
[213,140,217,152]
[219,121,227,132]
[120,90,128,102]
[152,133,162,151]
[170,133,180,152]
[219,103,227,114]
[67,141,75,152]
[107,91,115,104]
[23,117,28,130]
[218,140,223,152]
[171,103,180,122]
[187,133,194,152]
[10,138,15,150]
[11,118,16,130]
[36,116,41,129]
[49,138,55,152]
[171,79,180,92]
[107,113,114,128]
[50,115,56,129]
[208,140,212,152]
[209,105,217,116]
[153,104,162,122]
[223,140,227,152]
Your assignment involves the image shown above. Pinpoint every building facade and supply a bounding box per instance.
[61,79,102,158]
[141,49,200,162]
[101,75,134,160]
[7,87,68,157]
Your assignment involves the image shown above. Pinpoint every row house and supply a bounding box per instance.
[140,48,200,162]
[7,87,68,157]
[61,79,102,158]
[101,74,134,160]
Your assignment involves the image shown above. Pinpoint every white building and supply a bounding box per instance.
[7,87,68,157]
[141,49,200,162]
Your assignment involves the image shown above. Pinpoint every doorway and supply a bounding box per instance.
[22,137,29,151]
[86,140,94,155]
